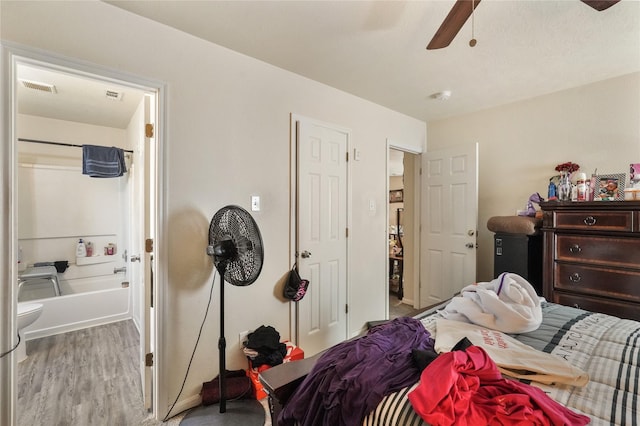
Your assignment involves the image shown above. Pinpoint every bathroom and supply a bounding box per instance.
[15,61,153,360]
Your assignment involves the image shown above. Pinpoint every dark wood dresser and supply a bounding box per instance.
[540,201,640,321]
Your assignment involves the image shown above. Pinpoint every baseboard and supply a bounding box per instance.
[162,393,202,422]
[24,313,131,340]
[399,297,415,306]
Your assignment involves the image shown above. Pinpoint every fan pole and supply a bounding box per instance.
[218,262,227,414]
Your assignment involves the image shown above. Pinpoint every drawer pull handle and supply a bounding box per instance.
[583,216,597,226]
[569,273,582,283]
[569,244,582,254]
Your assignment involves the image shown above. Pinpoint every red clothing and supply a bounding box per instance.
[408,346,590,426]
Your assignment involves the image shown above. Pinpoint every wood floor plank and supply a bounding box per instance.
[17,320,150,426]
[18,319,270,425]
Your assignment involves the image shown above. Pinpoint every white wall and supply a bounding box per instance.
[427,72,640,282]
[1,1,426,419]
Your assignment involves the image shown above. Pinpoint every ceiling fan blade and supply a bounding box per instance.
[427,0,482,50]
[580,0,621,11]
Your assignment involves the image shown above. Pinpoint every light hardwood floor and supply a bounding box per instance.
[19,306,432,425]
[17,320,270,426]
[16,320,172,426]
[389,295,430,319]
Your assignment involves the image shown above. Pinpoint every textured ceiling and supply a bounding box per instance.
[106,0,640,122]
[15,1,640,128]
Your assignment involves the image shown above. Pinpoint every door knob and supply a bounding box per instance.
[300,250,312,259]
[467,230,475,236]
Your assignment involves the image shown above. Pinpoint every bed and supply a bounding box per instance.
[259,301,640,425]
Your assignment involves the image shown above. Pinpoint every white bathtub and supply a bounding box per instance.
[20,275,131,340]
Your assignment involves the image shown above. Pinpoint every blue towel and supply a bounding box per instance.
[82,145,127,177]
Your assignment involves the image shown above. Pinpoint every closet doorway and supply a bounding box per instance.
[388,147,420,319]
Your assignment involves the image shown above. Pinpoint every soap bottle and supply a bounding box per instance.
[76,238,87,257]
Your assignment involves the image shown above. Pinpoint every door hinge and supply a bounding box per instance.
[346,151,349,162]
[345,304,349,314]
[145,238,154,253]
[145,123,154,138]
[145,352,153,367]
[346,228,349,238]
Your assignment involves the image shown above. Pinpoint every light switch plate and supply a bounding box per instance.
[251,195,260,211]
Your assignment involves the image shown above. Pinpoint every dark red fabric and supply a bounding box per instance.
[408,346,590,426]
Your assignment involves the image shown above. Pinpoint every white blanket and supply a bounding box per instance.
[440,272,542,333]
[435,318,589,387]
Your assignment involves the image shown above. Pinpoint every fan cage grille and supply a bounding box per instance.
[208,205,263,286]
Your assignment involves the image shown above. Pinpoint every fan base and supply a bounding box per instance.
[180,399,266,425]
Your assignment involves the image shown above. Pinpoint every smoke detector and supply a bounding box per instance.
[430,91,452,101]
[105,90,124,101]
[19,79,57,94]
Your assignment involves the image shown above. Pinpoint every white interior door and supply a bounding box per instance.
[421,143,478,307]
[295,117,348,357]
[129,94,155,410]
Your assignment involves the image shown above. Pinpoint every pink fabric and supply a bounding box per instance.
[408,346,590,426]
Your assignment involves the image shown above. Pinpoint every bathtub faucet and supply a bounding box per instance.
[113,266,127,274]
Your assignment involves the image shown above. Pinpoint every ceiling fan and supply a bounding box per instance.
[427,0,621,50]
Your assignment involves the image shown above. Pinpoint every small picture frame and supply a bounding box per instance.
[389,189,404,203]
[594,173,625,201]
[630,163,640,188]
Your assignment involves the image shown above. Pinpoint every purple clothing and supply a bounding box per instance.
[278,317,434,426]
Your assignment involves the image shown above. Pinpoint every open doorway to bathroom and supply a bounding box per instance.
[11,55,160,423]
[388,148,422,319]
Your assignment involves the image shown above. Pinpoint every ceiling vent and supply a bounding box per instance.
[19,79,57,94]
[105,90,124,101]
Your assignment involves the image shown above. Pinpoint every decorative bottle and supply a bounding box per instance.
[548,180,557,200]
[576,173,587,201]
[557,172,572,201]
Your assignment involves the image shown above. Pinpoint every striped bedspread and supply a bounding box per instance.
[363,302,639,425]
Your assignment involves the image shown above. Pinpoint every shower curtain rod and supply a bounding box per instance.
[18,138,134,153]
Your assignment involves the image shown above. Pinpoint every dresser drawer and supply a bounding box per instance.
[554,263,640,303]
[556,235,640,268]
[554,211,633,232]
[553,291,640,322]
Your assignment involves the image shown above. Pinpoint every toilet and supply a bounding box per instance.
[17,302,43,362]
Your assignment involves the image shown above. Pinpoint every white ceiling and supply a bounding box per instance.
[17,1,640,128]
[17,64,145,129]
[105,0,640,123]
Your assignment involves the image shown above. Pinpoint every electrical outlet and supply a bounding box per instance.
[239,330,251,344]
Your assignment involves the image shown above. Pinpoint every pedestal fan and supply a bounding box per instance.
[184,205,265,425]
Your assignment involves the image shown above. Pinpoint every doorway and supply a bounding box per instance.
[388,147,420,318]
[9,53,160,422]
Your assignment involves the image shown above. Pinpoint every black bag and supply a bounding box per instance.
[283,266,309,302]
